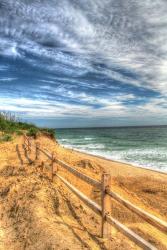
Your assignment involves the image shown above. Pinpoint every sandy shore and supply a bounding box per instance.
[71,147,167,175]
[39,135,167,248]
[0,134,166,249]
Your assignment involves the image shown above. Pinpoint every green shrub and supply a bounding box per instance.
[41,128,55,139]
[15,130,23,136]
[0,134,12,142]
[26,128,38,138]
[0,112,55,139]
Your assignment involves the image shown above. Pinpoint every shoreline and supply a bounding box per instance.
[61,144,167,176]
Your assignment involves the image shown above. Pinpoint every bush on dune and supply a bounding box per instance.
[0,112,55,140]
[40,128,55,139]
[0,134,12,142]
[26,127,38,138]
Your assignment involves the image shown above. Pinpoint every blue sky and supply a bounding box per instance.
[0,0,167,128]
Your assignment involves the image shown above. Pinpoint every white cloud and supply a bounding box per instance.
[1,94,167,123]
[0,77,17,82]
[0,0,167,124]
[0,0,167,94]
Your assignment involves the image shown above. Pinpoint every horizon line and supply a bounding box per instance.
[53,124,167,129]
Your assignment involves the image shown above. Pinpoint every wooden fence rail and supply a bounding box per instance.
[106,189,167,233]
[56,173,102,215]
[55,158,101,189]
[105,215,157,250]
[56,173,157,250]
[39,148,101,188]
[23,135,163,250]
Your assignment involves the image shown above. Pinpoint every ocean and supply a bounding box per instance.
[56,126,167,173]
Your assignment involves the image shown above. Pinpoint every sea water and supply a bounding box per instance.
[56,126,167,172]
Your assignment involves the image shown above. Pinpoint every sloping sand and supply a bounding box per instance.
[0,134,166,249]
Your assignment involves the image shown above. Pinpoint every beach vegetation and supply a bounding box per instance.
[0,134,12,142]
[0,112,55,140]
[26,127,38,138]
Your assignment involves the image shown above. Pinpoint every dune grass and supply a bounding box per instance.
[0,112,55,141]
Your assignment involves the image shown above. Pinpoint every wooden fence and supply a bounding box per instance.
[23,135,167,250]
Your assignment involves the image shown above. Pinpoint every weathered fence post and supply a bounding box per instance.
[101,172,111,238]
[41,161,44,173]
[54,154,58,174]
[35,142,40,160]
[28,138,31,153]
[24,134,27,150]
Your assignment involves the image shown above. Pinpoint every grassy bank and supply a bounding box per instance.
[0,112,55,141]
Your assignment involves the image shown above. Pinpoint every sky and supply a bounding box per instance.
[0,0,167,128]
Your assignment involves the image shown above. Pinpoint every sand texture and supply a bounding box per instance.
[0,134,166,249]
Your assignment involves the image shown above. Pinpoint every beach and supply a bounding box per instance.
[0,134,166,249]
[56,126,167,173]
[1,0,167,249]
[36,135,167,249]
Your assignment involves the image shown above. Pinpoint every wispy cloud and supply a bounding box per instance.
[0,77,17,82]
[0,0,167,126]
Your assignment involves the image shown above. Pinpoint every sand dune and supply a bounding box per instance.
[0,134,166,249]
